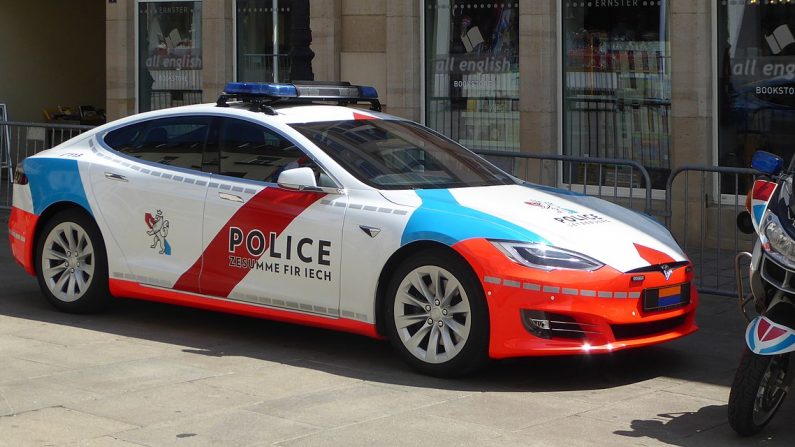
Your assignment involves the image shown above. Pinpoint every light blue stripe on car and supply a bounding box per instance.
[400,189,546,246]
[25,158,92,216]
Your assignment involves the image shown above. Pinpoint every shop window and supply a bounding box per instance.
[236,0,292,82]
[562,0,671,189]
[718,1,795,187]
[138,1,203,112]
[424,1,520,153]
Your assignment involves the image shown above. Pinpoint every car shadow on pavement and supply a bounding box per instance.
[0,275,731,394]
[613,402,795,446]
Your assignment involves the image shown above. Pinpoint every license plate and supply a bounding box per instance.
[643,283,690,312]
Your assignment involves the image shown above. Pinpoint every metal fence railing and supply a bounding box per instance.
[475,150,759,297]
[1,120,96,210]
[664,165,761,297]
[0,120,762,297]
[476,149,654,216]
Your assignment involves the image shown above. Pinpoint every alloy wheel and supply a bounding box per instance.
[393,266,472,364]
[41,221,95,303]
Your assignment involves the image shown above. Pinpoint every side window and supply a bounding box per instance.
[219,118,322,183]
[103,116,212,171]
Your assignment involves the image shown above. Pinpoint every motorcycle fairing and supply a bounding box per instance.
[746,316,795,355]
[751,180,778,233]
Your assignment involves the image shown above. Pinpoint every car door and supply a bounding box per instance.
[196,117,347,318]
[89,115,212,290]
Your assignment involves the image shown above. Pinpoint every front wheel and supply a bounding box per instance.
[728,349,791,436]
[35,208,109,313]
[385,250,489,377]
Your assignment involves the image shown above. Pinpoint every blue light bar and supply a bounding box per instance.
[360,86,378,99]
[223,82,298,97]
[222,82,378,100]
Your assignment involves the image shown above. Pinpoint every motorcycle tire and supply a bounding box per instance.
[728,348,790,436]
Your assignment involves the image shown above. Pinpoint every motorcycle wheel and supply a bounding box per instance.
[728,348,790,436]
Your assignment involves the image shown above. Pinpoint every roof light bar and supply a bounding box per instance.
[218,81,381,112]
[222,82,378,101]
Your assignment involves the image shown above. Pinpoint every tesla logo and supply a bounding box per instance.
[766,24,795,55]
[661,264,673,281]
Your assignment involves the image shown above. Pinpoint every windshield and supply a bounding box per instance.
[291,119,514,190]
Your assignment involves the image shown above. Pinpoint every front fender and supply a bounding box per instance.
[746,315,795,355]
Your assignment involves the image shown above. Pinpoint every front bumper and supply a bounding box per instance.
[453,239,699,359]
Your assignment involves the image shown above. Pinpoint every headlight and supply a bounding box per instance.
[764,218,795,259]
[490,241,603,271]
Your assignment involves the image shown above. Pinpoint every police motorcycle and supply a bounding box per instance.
[732,150,795,435]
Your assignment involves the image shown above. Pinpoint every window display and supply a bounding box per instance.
[138,1,203,112]
[718,1,795,184]
[562,1,671,189]
[424,1,520,153]
[236,0,293,82]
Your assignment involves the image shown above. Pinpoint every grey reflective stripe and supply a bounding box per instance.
[484,276,501,285]
[543,286,560,293]
[523,283,541,291]
[614,292,628,299]
[503,280,521,288]
[562,288,578,295]
[629,292,641,299]
[598,291,613,298]
[580,290,596,297]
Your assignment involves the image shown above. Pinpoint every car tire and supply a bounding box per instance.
[35,208,109,313]
[385,249,489,377]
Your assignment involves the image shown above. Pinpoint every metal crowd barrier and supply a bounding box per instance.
[0,121,762,297]
[475,149,654,216]
[0,120,95,210]
[664,165,760,296]
[475,150,759,297]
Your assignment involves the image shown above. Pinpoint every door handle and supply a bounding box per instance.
[104,172,128,182]
[218,192,244,203]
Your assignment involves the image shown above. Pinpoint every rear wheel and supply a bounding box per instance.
[728,349,790,436]
[35,209,108,313]
[385,250,489,377]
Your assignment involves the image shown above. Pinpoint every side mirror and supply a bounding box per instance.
[751,151,783,175]
[277,167,317,190]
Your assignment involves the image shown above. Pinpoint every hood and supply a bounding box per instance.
[399,184,685,273]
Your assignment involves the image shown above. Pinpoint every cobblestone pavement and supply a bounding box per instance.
[0,215,793,446]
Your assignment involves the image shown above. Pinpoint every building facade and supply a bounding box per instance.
[1,0,781,193]
[103,1,724,191]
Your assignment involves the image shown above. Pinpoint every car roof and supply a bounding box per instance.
[158,102,398,125]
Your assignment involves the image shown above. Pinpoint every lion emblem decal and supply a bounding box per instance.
[145,210,171,255]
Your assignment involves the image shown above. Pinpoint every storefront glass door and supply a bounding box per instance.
[236,0,292,82]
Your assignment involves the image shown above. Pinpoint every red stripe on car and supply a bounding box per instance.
[633,243,676,266]
[173,187,325,297]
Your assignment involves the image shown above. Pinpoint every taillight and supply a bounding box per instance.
[13,166,27,185]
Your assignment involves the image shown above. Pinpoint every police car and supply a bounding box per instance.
[8,82,698,376]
